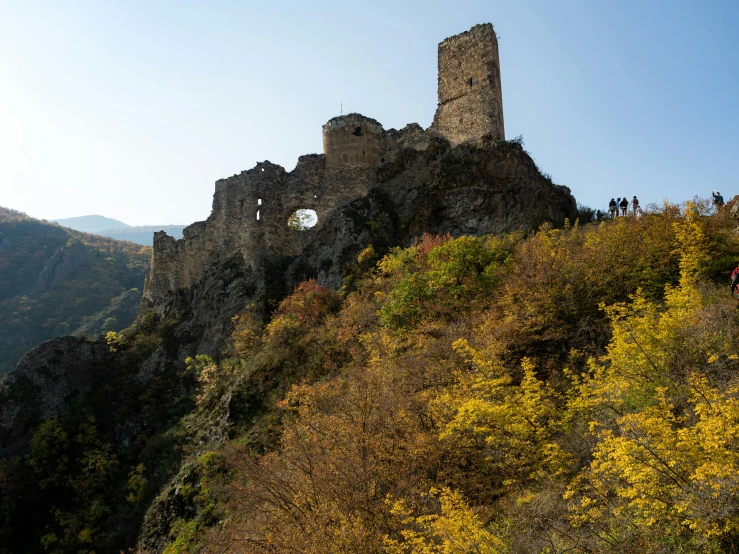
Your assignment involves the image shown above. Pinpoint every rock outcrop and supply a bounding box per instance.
[33,240,90,294]
[0,336,112,456]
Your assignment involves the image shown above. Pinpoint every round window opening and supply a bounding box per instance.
[287,209,318,231]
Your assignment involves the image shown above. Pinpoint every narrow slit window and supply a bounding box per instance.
[468,77,473,87]
[256,210,260,221]
[257,198,262,206]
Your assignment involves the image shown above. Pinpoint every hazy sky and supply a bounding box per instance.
[1,1,737,226]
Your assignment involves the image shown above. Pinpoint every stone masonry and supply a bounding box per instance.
[323,114,383,166]
[431,23,505,145]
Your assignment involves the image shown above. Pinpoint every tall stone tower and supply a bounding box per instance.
[432,23,504,145]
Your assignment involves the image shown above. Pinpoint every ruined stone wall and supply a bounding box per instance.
[432,23,505,145]
[322,114,383,166]
[142,155,377,306]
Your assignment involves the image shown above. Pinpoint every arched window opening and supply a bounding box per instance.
[287,209,318,231]
[258,198,262,206]
[353,126,363,136]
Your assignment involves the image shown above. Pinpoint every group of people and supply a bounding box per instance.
[606,196,641,218]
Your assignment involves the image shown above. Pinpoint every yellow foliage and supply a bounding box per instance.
[384,488,508,554]
[439,342,568,485]
[568,376,739,539]
[565,206,739,544]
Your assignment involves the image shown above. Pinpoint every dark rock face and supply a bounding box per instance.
[0,336,112,456]
[33,240,90,294]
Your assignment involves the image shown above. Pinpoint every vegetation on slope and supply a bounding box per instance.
[0,207,150,375]
[4,200,739,553]
[193,200,739,553]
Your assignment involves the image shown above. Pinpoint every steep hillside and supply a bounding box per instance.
[3,202,739,553]
[0,207,151,375]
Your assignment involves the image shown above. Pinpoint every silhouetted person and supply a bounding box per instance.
[713,190,725,209]
[619,197,628,216]
[608,198,617,219]
[631,196,639,215]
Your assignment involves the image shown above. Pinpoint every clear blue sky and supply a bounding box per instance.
[1,0,737,225]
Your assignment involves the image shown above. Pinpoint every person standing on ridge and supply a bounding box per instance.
[619,196,628,216]
[713,190,725,209]
[631,196,640,215]
[609,198,617,219]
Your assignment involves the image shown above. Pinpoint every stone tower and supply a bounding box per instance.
[432,23,504,145]
[322,114,383,167]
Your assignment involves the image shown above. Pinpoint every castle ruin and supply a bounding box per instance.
[142,24,575,318]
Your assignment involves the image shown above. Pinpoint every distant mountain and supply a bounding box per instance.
[53,214,131,233]
[0,206,150,376]
[54,215,186,245]
[96,225,186,245]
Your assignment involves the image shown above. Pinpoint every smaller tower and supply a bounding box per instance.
[432,23,504,145]
[322,114,383,167]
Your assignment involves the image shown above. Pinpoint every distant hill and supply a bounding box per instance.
[54,215,186,245]
[53,214,131,233]
[96,225,186,245]
[0,206,150,376]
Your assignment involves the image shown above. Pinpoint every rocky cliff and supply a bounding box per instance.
[0,336,113,456]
